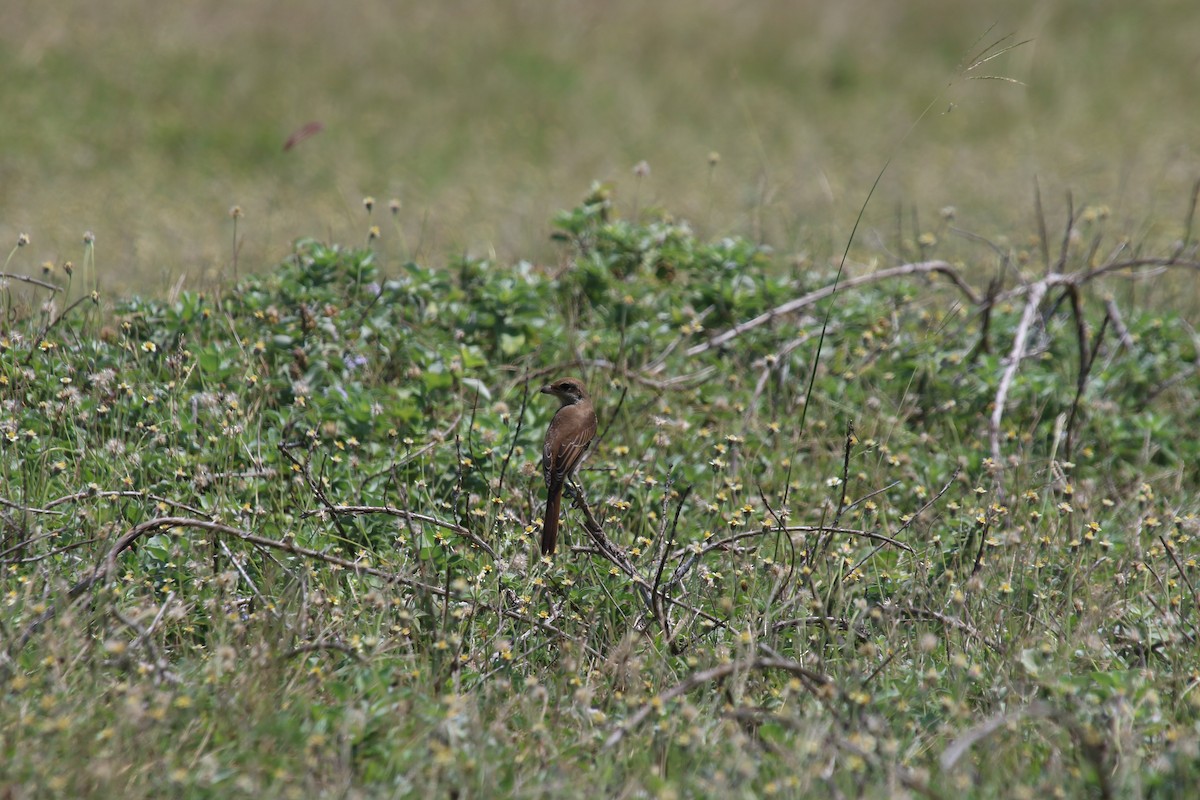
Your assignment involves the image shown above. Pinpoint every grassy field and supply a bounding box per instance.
[3,189,1200,796]
[3,2,1200,798]
[3,0,1200,292]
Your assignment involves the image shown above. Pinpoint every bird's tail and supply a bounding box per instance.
[541,489,561,555]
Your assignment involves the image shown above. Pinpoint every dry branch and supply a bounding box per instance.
[308,504,497,559]
[5,516,579,669]
[0,272,62,292]
[688,260,980,356]
[568,491,726,632]
[604,655,834,748]
[989,276,1051,464]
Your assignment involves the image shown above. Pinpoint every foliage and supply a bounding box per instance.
[2,194,1199,799]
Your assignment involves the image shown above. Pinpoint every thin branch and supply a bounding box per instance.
[688,261,980,356]
[891,603,1002,652]
[1034,178,1050,270]
[604,655,834,748]
[849,468,959,576]
[281,640,366,663]
[1,497,63,515]
[512,359,712,391]
[0,272,62,292]
[309,504,497,559]
[568,491,726,630]
[989,277,1050,464]
[44,489,209,517]
[496,375,531,500]
[1174,177,1200,258]
[1103,297,1136,351]
[5,516,578,670]
[679,525,913,561]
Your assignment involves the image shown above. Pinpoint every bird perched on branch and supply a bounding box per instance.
[540,377,597,556]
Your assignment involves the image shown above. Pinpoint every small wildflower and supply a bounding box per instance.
[632,160,650,177]
[389,198,401,214]
[17,233,30,247]
[362,196,375,213]
[229,205,243,219]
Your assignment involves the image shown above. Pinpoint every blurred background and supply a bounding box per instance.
[2,0,1198,293]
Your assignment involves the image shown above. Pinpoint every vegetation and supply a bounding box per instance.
[3,182,1199,797]
[4,3,1200,797]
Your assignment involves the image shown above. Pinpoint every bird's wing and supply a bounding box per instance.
[544,406,597,489]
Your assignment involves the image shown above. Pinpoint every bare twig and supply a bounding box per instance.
[307,504,497,559]
[849,468,959,576]
[890,603,1002,652]
[281,640,366,663]
[676,525,913,562]
[568,491,726,630]
[495,374,532,499]
[511,360,712,391]
[5,516,577,669]
[989,276,1051,465]
[688,261,980,356]
[44,489,210,517]
[0,272,62,292]
[1034,178,1050,270]
[1103,297,1136,351]
[604,655,833,748]
[833,421,855,526]
[0,497,63,515]
[1159,534,1200,633]
[1174,177,1200,258]
[941,698,1115,800]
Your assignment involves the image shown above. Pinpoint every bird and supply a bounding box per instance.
[540,377,597,556]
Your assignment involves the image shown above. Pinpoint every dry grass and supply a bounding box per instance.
[2,0,1198,292]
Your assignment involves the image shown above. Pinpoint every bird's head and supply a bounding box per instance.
[540,377,589,406]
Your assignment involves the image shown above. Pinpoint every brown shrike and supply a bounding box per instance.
[540,377,597,556]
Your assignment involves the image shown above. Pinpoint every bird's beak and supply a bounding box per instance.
[539,383,553,396]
